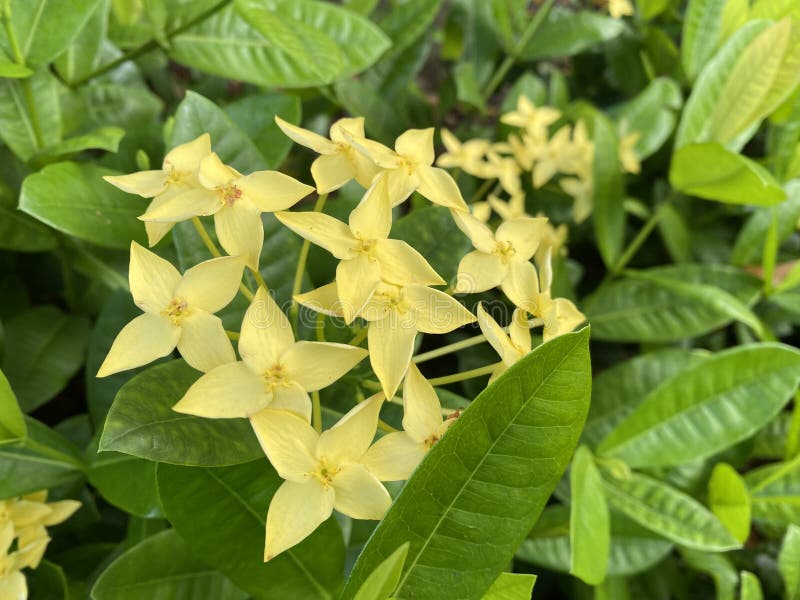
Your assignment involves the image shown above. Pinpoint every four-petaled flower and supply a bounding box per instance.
[476,303,532,381]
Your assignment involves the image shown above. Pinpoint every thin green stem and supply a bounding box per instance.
[290,193,328,327]
[312,391,322,433]
[250,266,269,292]
[348,326,368,347]
[469,178,496,205]
[191,217,253,301]
[225,330,240,341]
[610,201,668,276]
[427,363,497,387]
[481,0,557,101]
[413,334,487,364]
[1,3,24,65]
[315,312,326,342]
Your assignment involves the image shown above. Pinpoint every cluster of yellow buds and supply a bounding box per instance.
[0,491,80,599]
[99,113,586,560]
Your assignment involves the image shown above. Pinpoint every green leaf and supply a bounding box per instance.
[53,0,108,84]
[670,143,786,206]
[520,8,625,60]
[91,529,246,600]
[157,460,345,600]
[0,69,61,161]
[352,543,409,600]
[593,113,626,269]
[374,0,442,55]
[500,72,547,114]
[601,470,740,552]
[570,446,610,585]
[19,161,148,248]
[708,463,751,543]
[613,78,682,159]
[731,181,800,266]
[740,572,763,600]
[0,370,25,445]
[2,305,90,412]
[27,560,68,600]
[779,525,800,600]
[517,506,673,577]
[598,343,800,468]
[585,263,762,342]
[681,0,726,81]
[454,62,487,113]
[481,573,537,599]
[88,442,162,518]
[333,78,405,141]
[0,203,58,252]
[0,58,32,78]
[680,548,738,600]
[100,360,263,466]
[343,329,592,599]
[33,127,125,163]
[746,457,800,527]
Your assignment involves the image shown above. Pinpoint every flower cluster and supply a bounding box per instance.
[100,111,587,560]
[0,491,80,599]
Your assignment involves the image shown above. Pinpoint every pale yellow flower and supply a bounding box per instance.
[536,219,569,265]
[173,287,367,422]
[493,133,536,171]
[452,210,547,308]
[471,200,492,223]
[250,396,391,560]
[560,174,594,223]
[500,96,561,139]
[485,151,523,196]
[436,129,491,177]
[476,304,532,381]
[532,125,573,188]
[608,0,634,18]
[140,152,314,269]
[103,133,211,246]
[559,120,594,176]
[362,364,453,480]
[350,128,468,210]
[488,192,528,221]
[97,243,244,376]
[274,115,379,193]
[619,130,641,174]
[276,177,444,323]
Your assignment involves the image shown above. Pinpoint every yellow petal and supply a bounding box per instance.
[250,409,318,481]
[406,285,476,334]
[329,117,365,143]
[471,201,492,222]
[173,361,267,418]
[282,341,368,392]
[239,288,294,372]
[177,311,235,372]
[509,309,532,354]
[316,395,382,464]
[9,501,51,528]
[269,383,312,422]
[415,166,468,211]
[402,363,444,442]
[476,303,516,364]
[214,200,263,271]
[264,479,334,561]
[294,282,345,318]
[139,188,220,222]
[97,313,179,377]
[350,137,401,169]
[41,500,81,526]
[142,192,177,246]
[14,535,49,570]
[543,297,585,342]
[496,217,547,259]
[198,152,239,189]
[374,239,445,286]
[238,171,313,213]
[175,255,244,313]
[348,176,392,240]
[539,246,553,294]
[450,209,496,252]
[332,463,391,519]
[361,432,427,481]
[384,168,418,206]
[501,260,539,309]
[0,521,13,555]
[274,211,357,259]
[336,255,381,323]
[368,319,417,399]
[532,160,558,189]
[22,491,47,502]
[395,128,434,165]
[352,151,381,188]
[0,571,27,599]
[163,133,212,173]
[311,153,356,194]
[104,171,167,197]
[454,251,505,294]
[129,241,180,313]
[274,116,337,154]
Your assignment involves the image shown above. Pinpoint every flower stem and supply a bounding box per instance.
[348,325,368,347]
[192,217,254,301]
[427,363,497,387]
[290,193,327,327]
[413,334,487,364]
[225,330,239,341]
[249,266,269,292]
[469,178,496,205]
[609,200,669,276]
[312,391,322,433]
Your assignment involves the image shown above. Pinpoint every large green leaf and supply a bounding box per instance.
[520,8,625,60]
[601,470,740,551]
[0,69,61,161]
[157,460,345,600]
[0,370,25,445]
[91,529,246,600]
[680,548,737,600]
[343,329,592,599]
[19,162,148,248]
[613,78,682,159]
[516,506,673,577]
[2,305,90,412]
[100,360,263,466]
[670,143,786,206]
[681,0,726,81]
[585,263,762,342]
[779,525,800,600]
[598,343,800,468]
[593,113,625,269]
[570,446,610,585]
[740,572,763,600]
[746,457,800,527]
[88,442,162,518]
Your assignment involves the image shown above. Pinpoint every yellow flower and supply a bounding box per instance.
[436,129,491,176]
[535,219,569,265]
[103,133,211,246]
[452,210,548,308]
[476,304,531,381]
[276,178,444,323]
[97,243,244,377]
[560,175,594,223]
[488,192,528,221]
[471,200,492,223]
[173,287,367,422]
[560,120,594,176]
[485,151,523,196]
[619,130,641,174]
[350,128,468,210]
[250,396,391,560]
[500,96,561,140]
[362,364,453,480]
[493,133,536,171]
[140,152,314,269]
[532,125,573,188]
[274,115,379,193]
[608,0,634,18]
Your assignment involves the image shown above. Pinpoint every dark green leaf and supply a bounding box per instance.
[746,457,800,527]
[520,8,625,60]
[88,441,162,518]
[27,560,68,600]
[0,370,25,445]
[33,127,125,163]
[593,113,625,269]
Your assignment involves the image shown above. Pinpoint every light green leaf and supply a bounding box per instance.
[636,0,672,20]
[33,126,125,162]
[454,62,487,113]
[750,0,800,19]
[779,525,800,600]
[100,360,263,466]
[670,143,786,206]
[681,0,726,81]
[520,8,625,60]
[593,113,625,269]
[157,460,345,600]
[708,463,751,543]
[19,161,148,248]
[613,78,682,159]
[601,470,740,552]
[375,0,442,55]
[731,181,800,266]
[570,446,610,585]
[598,343,800,468]
[746,457,800,527]
[740,572,763,600]
[480,573,537,599]
[657,203,693,263]
[0,69,61,161]
[88,441,162,518]
[91,529,246,600]
[54,0,108,84]
[352,543,409,600]
[2,305,89,412]
[0,370,25,445]
[342,329,592,599]
[0,58,32,78]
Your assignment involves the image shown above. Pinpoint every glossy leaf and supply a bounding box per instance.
[88,442,162,518]
[343,329,592,599]
[0,203,57,252]
[613,78,682,159]
[520,8,625,60]
[731,181,800,266]
[157,460,345,600]
[598,343,800,468]
[570,446,610,585]
[0,370,25,445]
[352,543,409,600]
[91,529,246,600]
[481,573,537,599]
[779,525,800,600]
[708,463,751,543]
[593,113,625,269]
[681,0,726,81]
[100,360,263,466]
[34,126,125,162]
[53,0,108,84]
[0,69,61,161]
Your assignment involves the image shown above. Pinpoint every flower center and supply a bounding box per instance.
[399,156,416,174]
[217,183,242,207]
[262,364,290,389]
[162,297,191,325]
[311,459,341,489]
[165,166,190,187]
[424,434,440,449]
[355,238,378,258]
[493,240,517,263]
